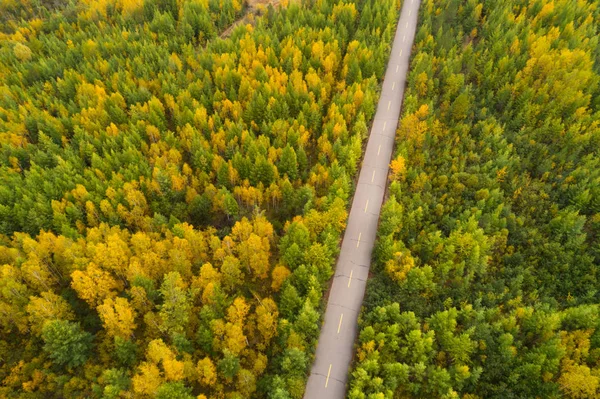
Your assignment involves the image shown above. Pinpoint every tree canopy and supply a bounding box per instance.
[0,0,401,397]
[350,0,600,398]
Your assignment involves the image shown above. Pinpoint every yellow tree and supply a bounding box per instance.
[20,254,56,292]
[71,263,122,307]
[0,264,30,333]
[236,369,257,397]
[196,357,217,387]
[559,330,600,398]
[271,265,291,292]
[390,155,407,181]
[97,297,137,339]
[237,234,270,280]
[168,237,193,278]
[13,43,32,62]
[90,232,131,281]
[221,256,244,291]
[147,339,185,381]
[227,297,250,325]
[385,250,416,283]
[117,182,150,231]
[26,291,75,334]
[193,263,222,292]
[255,297,279,349]
[223,323,247,356]
[132,362,162,395]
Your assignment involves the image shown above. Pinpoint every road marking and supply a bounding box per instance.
[364,200,369,213]
[337,314,343,333]
[409,9,412,16]
[406,22,409,29]
[348,270,353,287]
[371,170,375,182]
[403,35,406,42]
[388,101,391,110]
[325,364,332,388]
[392,82,396,91]
[356,232,361,248]
[383,121,387,131]
[377,144,381,155]
[396,65,399,72]
[399,49,402,57]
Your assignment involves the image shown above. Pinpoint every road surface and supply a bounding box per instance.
[303,0,421,397]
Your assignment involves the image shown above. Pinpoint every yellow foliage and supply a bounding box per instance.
[416,72,429,97]
[26,291,75,334]
[163,356,185,381]
[132,362,162,395]
[194,263,222,291]
[253,352,268,376]
[385,250,415,282]
[227,297,250,325]
[202,282,217,304]
[71,263,122,307]
[97,297,137,339]
[256,297,279,345]
[390,155,407,181]
[271,265,291,291]
[13,43,32,62]
[147,339,172,364]
[224,323,247,355]
[196,357,217,387]
[559,362,599,399]
[117,0,143,16]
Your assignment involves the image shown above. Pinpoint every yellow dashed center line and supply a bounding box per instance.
[371,170,376,182]
[383,121,387,131]
[399,49,403,57]
[356,232,362,248]
[387,100,391,110]
[337,314,343,333]
[396,65,399,72]
[365,200,369,213]
[348,270,353,287]
[403,35,406,42]
[325,364,332,388]
[392,82,396,91]
[378,144,381,155]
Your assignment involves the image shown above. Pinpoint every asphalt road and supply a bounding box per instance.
[303,1,421,397]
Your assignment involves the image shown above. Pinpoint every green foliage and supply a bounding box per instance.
[351,0,600,397]
[218,349,241,380]
[156,382,195,399]
[42,320,93,368]
[0,0,402,396]
[114,336,138,367]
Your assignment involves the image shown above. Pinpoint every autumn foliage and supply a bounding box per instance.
[350,0,600,398]
[0,0,401,397]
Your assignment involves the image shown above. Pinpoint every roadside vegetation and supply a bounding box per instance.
[0,0,401,397]
[349,0,600,398]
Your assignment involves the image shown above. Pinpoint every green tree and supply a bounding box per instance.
[42,320,93,368]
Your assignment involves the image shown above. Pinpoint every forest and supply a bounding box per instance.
[0,0,401,397]
[349,0,600,398]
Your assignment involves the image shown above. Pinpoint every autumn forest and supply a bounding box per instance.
[0,0,599,398]
[350,0,600,398]
[0,0,399,397]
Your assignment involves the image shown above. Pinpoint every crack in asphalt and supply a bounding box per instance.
[328,302,362,312]
[357,181,386,189]
[311,372,346,385]
[334,273,367,281]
